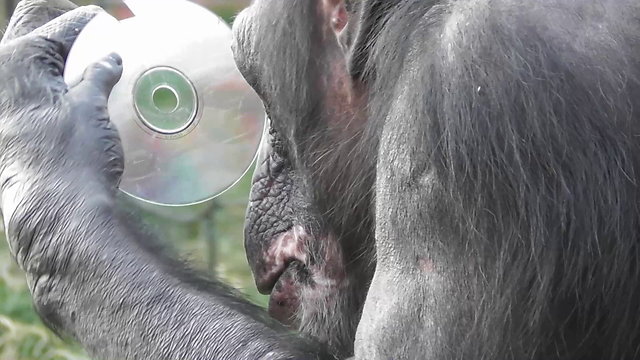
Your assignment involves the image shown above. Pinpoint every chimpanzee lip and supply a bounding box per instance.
[267,261,306,327]
[254,225,347,327]
[255,226,309,295]
[257,258,295,295]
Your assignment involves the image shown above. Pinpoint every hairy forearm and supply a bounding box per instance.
[5,179,332,360]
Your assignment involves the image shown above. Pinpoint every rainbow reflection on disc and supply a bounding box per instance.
[64,0,266,207]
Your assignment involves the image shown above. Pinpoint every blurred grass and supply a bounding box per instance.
[0,240,91,359]
[0,2,264,359]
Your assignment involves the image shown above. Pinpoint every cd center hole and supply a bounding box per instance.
[152,86,179,114]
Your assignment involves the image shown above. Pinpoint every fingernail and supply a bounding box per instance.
[108,53,123,66]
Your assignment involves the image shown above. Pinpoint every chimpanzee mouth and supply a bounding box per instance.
[255,226,310,325]
[255,225,347,327]
[267,261,308,327]
[256,226,309,292]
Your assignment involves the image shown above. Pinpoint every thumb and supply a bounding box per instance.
[69,53,124,101]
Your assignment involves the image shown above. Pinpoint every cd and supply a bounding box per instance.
[63,0,266,207]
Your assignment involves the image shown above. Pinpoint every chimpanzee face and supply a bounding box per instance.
[231,0,374,356]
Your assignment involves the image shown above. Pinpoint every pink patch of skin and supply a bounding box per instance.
[419,258,436,273]
[320,0,349,34]
[311,233,348,285]
[258,226,308,293]
[269,267,302,326]
[262,226,349,326]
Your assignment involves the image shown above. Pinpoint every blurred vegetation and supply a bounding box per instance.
[0,1,264,359]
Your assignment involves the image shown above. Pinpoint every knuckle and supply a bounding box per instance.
[8,34,55,56]
[87,60,108,73]
[9,35,65,72]
[77,4,103,15]
[86,58,119,78]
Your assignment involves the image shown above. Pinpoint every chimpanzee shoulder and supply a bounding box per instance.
[359,0,640,358]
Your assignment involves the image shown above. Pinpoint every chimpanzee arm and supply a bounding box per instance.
[9,182,334,360]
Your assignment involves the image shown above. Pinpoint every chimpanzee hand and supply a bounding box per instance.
[0,1,124,260]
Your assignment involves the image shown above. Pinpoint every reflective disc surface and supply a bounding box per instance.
[64,0,266,207]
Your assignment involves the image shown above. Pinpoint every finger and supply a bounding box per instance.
[28,5,105,60]
[67,53,125,188]
[0,6,107,106]
[1,0,78,45]
[69,53,124,100]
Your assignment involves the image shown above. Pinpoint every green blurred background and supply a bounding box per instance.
[0,1,265,359]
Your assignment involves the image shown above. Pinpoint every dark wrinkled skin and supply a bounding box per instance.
[4,0,640,359]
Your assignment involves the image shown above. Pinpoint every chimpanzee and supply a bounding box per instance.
[2,0,640,359]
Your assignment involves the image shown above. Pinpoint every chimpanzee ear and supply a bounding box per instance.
[322,0,391,82]
[321,0,361,76]
[322,0,349,35]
